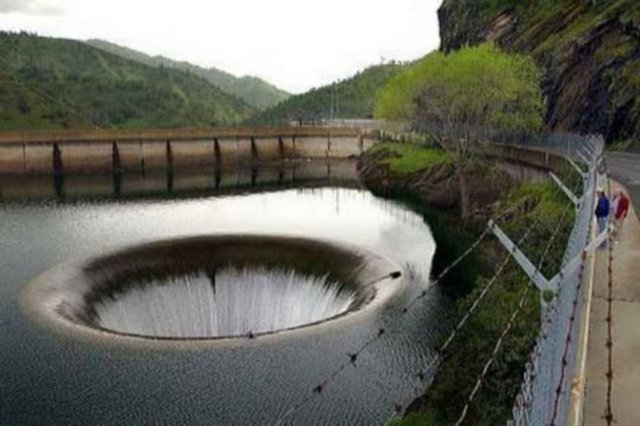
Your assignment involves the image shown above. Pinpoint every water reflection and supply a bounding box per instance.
[0,161,442,424]
[0,160,358,201]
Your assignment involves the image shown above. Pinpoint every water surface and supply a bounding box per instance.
[0,163,446,424]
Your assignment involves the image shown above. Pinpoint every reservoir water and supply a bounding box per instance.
[0,162,446,424]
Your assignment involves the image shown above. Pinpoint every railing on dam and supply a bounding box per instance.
[0,126,376,175]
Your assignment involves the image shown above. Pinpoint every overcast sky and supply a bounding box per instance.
[0,0,442,93]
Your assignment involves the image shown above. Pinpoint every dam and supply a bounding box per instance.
[0,126,377,175]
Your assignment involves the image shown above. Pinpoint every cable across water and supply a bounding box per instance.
[273,210,521,425]
[454,189,577,425]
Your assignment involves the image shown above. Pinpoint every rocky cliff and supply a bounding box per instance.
[439,0,640,144]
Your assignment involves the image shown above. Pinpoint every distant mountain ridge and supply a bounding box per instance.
[0,31,255,131]
[250,63,408,125]
[0,32,409,132]
[86,39,290,111]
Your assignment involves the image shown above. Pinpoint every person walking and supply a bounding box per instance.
[595,187,610,249]
[612,190,630,241]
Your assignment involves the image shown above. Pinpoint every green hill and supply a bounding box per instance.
[87,39,290,111]
[0,31,256,131]
[250,63,408,125]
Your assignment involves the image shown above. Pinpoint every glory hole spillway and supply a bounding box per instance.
[0,128,444,424]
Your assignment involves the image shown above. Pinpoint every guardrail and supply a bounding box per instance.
[509,134,605,425]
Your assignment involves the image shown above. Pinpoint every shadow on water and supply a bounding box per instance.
[0,160,360,203]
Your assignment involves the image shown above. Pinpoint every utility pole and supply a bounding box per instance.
[329,86,333,122]
[329,84,339,124]
[335,86,339,120]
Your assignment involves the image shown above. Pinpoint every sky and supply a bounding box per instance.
[0,0,443,94]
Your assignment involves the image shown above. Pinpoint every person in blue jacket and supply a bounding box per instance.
[595,187,610,249]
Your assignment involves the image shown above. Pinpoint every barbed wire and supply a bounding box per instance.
[510,135,603,425]
[438,225,532,353]
[549,217,593,424]
[273,231,492,425]
[455,285,532,425]
[453,188,577,425]
[548,152,616,425]
[390,217,545,418]
[273,201,534,425]
[509,164,594,424]
[603,160,615,425]
[275,170,582,425]
[391,164,584,424]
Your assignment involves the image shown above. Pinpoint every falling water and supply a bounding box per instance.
[95,266,356,338]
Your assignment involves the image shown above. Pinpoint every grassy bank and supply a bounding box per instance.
[360,142,579,425]
[369,143,453,175]
[395,182,576,425]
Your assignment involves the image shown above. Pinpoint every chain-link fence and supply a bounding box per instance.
[510,134,604,425]
[494,132,598,161]
[384,121,595,159]
[272,127,603,424]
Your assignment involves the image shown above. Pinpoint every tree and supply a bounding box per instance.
[375,44,545,220]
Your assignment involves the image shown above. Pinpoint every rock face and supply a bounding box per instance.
[439,0,640,144]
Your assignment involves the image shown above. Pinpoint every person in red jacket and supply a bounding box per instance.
[612,190,630,241]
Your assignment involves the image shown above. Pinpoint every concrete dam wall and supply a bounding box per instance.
[0,127,377,175]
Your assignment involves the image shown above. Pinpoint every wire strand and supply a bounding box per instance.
[273,206,524,425]
[454,188,577,425]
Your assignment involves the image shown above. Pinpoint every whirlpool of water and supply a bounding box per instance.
[95,267,355,338]
[1,163,444,425]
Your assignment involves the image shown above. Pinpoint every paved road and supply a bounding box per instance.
[584,180,640,425]
[605,152,640,210]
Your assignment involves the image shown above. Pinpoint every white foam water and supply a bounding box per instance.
[95,266,356,338]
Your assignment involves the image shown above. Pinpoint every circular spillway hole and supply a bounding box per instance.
[93,266,356,338]
[21,235,405,345]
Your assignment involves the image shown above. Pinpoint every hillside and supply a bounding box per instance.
[439,0,640,145]
[87,39,290,110]
[250,63,407,125]
[0,32,255,131]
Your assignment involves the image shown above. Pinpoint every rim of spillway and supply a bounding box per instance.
[20,235,406,349]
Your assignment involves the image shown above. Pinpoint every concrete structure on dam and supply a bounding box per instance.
[0,127,378,175]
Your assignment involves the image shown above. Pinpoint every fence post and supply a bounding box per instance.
[488,220,552,293]
[509,133,603,425]
[549,172,581,207]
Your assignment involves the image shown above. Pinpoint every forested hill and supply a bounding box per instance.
[87,39,290,110]
[439,0,640,145]
[0,32,256,131]
[249,63,407,125]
